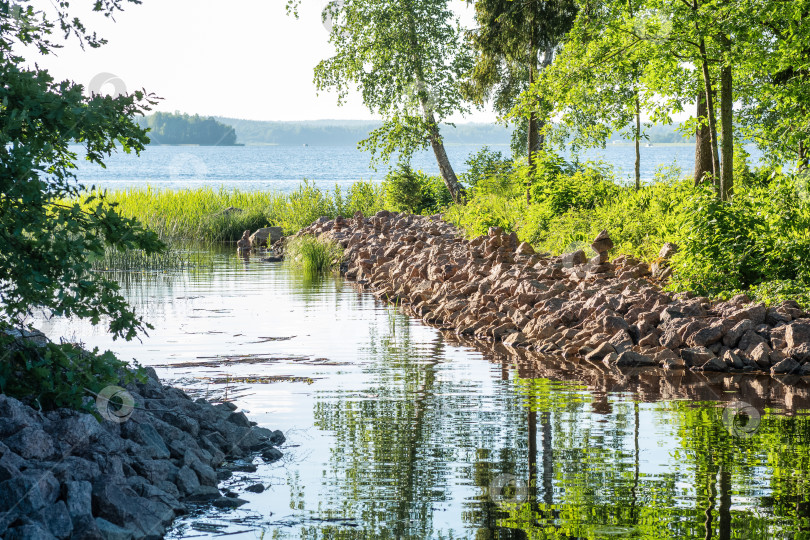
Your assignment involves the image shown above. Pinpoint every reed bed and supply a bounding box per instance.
[284,236,344,278]
[97,180,385,243]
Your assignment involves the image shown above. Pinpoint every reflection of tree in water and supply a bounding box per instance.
[304,303,810,539]
[309,314,487,538]
[469,373,810,539]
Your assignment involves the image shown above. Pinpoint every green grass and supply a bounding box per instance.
[284,236,344,278]
[98,179,385,242]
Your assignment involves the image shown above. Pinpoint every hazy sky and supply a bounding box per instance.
[24,0,496,124]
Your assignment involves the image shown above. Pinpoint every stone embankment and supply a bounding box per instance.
[300,211,810,377]
[0,360,284,539]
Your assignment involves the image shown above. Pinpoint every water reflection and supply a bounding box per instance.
[39,249,810,538]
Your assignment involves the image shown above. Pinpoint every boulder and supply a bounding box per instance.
[250,227,284,247]
[591,230,614,254]
[786,321,810,349]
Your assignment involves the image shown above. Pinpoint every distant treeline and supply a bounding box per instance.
[611,123,695,144]
[136,113,693,147]
[137,113,238,146]
[213,118,514,146]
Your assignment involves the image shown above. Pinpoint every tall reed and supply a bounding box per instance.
[284,236,343,277]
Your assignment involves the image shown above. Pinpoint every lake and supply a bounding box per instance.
[39,246,810,539]
[73,143,764,192]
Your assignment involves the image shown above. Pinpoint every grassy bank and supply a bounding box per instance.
[100,180,385,242]
[98,151,810,307]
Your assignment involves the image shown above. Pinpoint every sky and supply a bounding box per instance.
[22,0,497,124]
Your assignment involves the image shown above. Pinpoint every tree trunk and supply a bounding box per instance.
[695,91,714,185]
[427,120,465,204]
[799,141,807,172]
[635,95,641,190]
[699,37,721,192]
[719,65,734,200]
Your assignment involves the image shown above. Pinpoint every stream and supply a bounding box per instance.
[39,246,810,539]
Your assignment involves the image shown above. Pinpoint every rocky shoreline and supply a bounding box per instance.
[301,211,810,378]
[0,358,284,540]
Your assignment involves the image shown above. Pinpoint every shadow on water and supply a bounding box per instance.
[41,247,810,539]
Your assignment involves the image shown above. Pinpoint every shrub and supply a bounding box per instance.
[670,174,810,297]
[460,146,513,188]
[0,326,145,411]
[382,165,451,215]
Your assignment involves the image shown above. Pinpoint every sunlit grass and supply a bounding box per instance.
[94,180,385,243]
[284,235,343,277]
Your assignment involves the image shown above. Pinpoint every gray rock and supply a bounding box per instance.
[0,395,40,437]
[211,496,248,509]
[34,501,73,539]
[183,485,222,502]
[4,522,58,540]
[261,447,283,463]
[0,470,60,514]
[175,466,200,496]
[69,515,104,540]
[659,307,685,326]
[92,480,173,539]
[245,483,265,493]
[585,342,617,362]
[4,427,56,460]
[51,457,101,483]
[738,329,767,352]
[131,459,178,485]
[0,451,21,482]
[64,480,93,521]
[122,423,170,460]
[688,325,724,347]
[94,518,134,540]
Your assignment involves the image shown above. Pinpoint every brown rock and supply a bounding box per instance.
[786,321,810,349]
[658,243,678,259]
[699,357,728,372]
[611,351,656,367]
[687,324,724,347]
[788,343,810,362]
[771,358,801,375]
[516,242,535,255]
[584,342,616,361]
[591,230,614,254]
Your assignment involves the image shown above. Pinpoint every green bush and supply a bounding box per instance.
[670,174,810,298]
[382,165,452,215]
[459,146,513,188]
[0,326,145,411]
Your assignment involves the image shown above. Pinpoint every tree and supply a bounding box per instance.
[313,0,473,203]
[466,0,577,199]
[0,0,161,340]
[525,0,658,190]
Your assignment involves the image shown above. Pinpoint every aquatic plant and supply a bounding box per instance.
[96,180,386,242]
[284,235,344,277]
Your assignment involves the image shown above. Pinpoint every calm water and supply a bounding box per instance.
[72,144,762,192]
[40,247,810,539]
